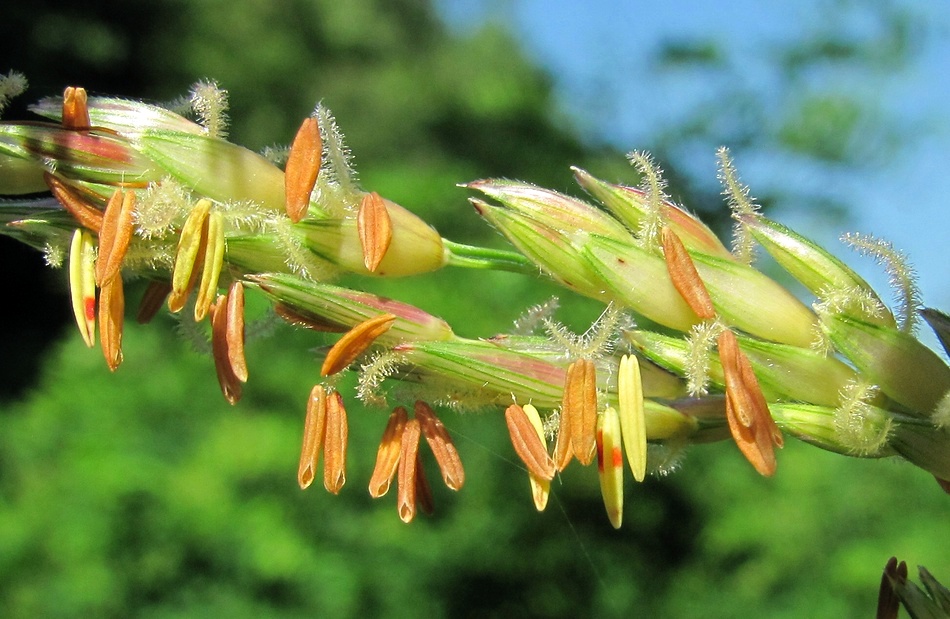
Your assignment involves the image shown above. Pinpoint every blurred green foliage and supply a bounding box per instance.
[1,0,947,617]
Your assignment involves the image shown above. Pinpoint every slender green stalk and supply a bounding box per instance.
[442,239,537,274]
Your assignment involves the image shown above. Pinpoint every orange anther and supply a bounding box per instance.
[504,404,555,481]
[98,273,125,372]
[357,191,393,272]
[415,401,465,491]
[323,390,348,494]
[62,86,91,130]
[369,407,409,498]
[397,418,422,523]
[44,173,104,232]
[320,313,396,376]
[96,189,136,287]
[298,385,327,490]
[284,116,321,223]
[564,358,597,466]
[662,226,716,320]
[718,330,782,476]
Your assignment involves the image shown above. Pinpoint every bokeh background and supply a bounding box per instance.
[1,0,948,616]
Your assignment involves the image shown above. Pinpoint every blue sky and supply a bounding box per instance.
[437,1,950,338]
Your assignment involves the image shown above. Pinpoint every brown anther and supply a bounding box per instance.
[415,401,465,491]
[320,313,397,376]
[225,282,248,383]
[397,417,422,523]
[298,385,327,490]
[136,281,173,324]
[96,189,136,287]
[876,557,902,619]
[274,304,349,333]
[415,454,434,517]
[662,226,716,320]
[210,294,242,404]
[369,407,409,498]
[553,408,575,472]
[323,390,348,494]
[718,330,782,476]
[357,191,393,273]
[98,273,125,372]
[505,404,556,481]
[62,87,91,130]
[564,358,597,466]
[44,172,104,232]
[284,116,321,223]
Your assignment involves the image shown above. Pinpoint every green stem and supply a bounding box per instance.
[443,239,537,275]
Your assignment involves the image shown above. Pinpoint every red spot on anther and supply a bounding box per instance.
[612,447,623,468]
[85,297,96,321]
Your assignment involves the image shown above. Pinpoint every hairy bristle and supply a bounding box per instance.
[842,232,920,333]
[834,380,891,456]
[512,297,560,336]
[685,320,723,395]
[190,80,229,139]
[542,303,631,360]
[314,104,359,213]
[627,150,669,251]
[0,70,28,114]
[717,147,758,264]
